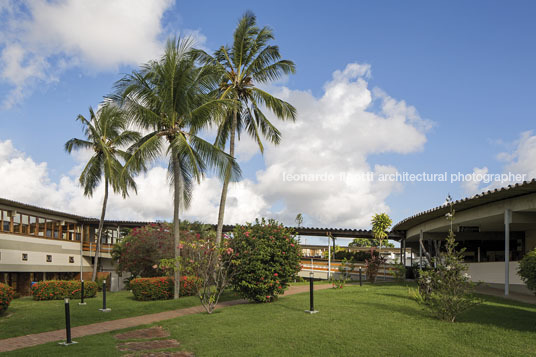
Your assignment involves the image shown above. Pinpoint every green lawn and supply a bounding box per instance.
[0,290,238,339]
[5,283,536,356]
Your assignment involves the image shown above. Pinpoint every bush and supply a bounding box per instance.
[518,249,536,294]
[0,283,15,314]
[31,280,97,301]
[365,253,385,283]
[129,276,198,301]
[229,218,302,303]
[334,250,378,262]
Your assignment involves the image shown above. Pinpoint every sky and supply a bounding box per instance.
[1,0,536,246]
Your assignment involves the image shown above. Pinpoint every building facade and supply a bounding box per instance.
[393,179,536,295]
[0,198,146,295]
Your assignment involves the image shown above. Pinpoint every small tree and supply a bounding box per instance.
[365,249,385,283]
[410,196,481,322]
[371,213,393,256]
[161,236,237,314]
[518,249,536,295]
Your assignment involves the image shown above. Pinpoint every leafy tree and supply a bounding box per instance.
[195,11,296,246]
[410,196,481,322]
[115,38,241,299]
[349,238,394,248]
[65,103,139,281]
[371,213,393,256]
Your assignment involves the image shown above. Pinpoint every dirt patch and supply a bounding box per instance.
[117,339,180,352]
[115,326,170,340]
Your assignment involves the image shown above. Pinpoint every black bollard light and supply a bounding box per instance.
[79,280,86,306]
[305,272,318,314]
[359,267,362,286]
[58,298,77,346]
[99,279,111,312]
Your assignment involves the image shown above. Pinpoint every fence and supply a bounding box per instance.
[299,259,398,280]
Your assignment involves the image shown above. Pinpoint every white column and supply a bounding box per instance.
[328,237,331,280]
[419,230,423,268]
[505,209,511,296]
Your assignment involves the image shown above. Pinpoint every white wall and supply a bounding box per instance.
[467,262,524,285]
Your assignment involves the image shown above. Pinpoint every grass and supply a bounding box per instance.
[0,290,238,339]
[4,283,536,356]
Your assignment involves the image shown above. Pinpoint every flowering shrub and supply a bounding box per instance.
[31,280,97,301]
[365,250,385,283]
[129,276,198,301]
[0,283,15,313]
[113,223,174,278]
[410,196,481,322]
[114,222,211,279]
[229,218,302,303]
[161,237,238,313]
[518,249,536,294]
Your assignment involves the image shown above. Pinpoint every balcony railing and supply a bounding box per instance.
[82,242,114,254]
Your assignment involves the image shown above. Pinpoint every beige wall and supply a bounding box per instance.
[467,262,524,285]
[0,233,91,272]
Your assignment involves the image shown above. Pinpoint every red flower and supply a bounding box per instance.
[274,273,278,277]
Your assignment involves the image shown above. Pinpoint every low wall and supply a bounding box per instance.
[467,261,524,285]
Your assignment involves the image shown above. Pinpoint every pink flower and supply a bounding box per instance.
[152,264,158,269]
[290,243,295,247]
[245,231,250,237]
[178,243,184,249]
[274,273,278,277]
[226,247,234,255]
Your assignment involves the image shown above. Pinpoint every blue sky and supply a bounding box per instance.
[1,0,536,245]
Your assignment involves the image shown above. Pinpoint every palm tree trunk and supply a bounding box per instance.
[216,110,237,246]
[172,150,181,299]
[92,178,108,282]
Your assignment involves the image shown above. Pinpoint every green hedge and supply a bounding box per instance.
[0,283,15,313]
[519,249,536,294]
[130,276,198,301]
[31,280,98,301]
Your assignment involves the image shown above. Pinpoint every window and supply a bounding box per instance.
[0,210,8,232]
[45,219,53,238]
[13,214,21,233]
[69,256,75,263]
[46,255,52,263]
[22,253,28,261]
[29,216,37,235]
[38,218,45,237]
[21,214,30,235]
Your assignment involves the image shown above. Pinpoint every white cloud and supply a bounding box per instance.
[499,131,536,180]
[459,131,536,195]
[0,0,177,107]
[0,62,431,229]
[252,63,429,227]
[460,166,489,194]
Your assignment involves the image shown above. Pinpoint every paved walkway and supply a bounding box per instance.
[0,283,331,353]
[476,285,536,305]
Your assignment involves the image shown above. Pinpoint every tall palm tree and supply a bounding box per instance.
[194,11,297,245]
[115,37,241,299]
[65,103,140,281]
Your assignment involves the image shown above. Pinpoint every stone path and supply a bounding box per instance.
[0,283,331,353]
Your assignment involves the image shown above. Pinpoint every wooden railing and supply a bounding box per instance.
[300,259,398,278]
[82,242,113,254]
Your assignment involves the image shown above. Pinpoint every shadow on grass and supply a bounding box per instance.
[362,296,536,333]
